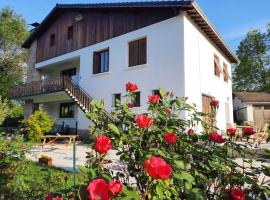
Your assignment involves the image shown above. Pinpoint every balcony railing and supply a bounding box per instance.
[9,77,66,99]
[9,76,114,121]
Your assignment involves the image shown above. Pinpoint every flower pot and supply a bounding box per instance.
[38,157,52,166]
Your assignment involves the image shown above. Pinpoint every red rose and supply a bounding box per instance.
[95,136,112,154]
[227,128,237,136]
[163,132,178,144]
[165,108,172,113]
[210,131,225,144]
[144,156,172,180]
[108,180,123,197]
[55,197,63,200]
[210,99,219,107]
[135,114,153,129]
[87,179,111,200]
[125,82,138,92]
[45,194,54,200]
[148,95,160,104]
[127,103,134,108]
[243,127,255,136]
[188,129,195,136]
[230,188,245,200]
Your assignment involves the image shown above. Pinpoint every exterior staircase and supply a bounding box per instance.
[9,76,113,121]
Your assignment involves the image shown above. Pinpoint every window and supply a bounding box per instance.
[129,38,147,67]
[223,63,230,82]
[93,49,109,74]
[214,55,221,77]
[60,103,75,118]
[50,33,56,46]
[113,93,121,107]
[152,90,161,97]
[67,25,73,40]
[132,92,141,107]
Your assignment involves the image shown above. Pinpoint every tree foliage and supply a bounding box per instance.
[0,7,29,98]
[233,24,270,92]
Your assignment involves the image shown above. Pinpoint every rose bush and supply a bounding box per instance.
[82,82,270,200]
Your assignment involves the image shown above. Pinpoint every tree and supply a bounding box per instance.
[0,7,29,98]
[233,24,270,92]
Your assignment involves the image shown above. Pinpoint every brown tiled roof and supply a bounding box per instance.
[233,92,270,103]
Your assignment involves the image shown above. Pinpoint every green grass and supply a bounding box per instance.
[0,158,84,200]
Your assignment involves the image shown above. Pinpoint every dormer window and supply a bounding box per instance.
[67,26,73,40]
[50,33,55,46]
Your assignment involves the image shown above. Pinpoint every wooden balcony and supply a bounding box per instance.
[9,77,66,99]
[9,76,114,121]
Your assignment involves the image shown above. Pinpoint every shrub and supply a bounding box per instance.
[0,97,9,125]
[23,110,54,142]
[84,83,270,200]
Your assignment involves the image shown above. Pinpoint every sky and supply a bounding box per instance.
[0,0,269,52]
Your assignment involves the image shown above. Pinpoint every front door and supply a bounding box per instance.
[61,68,77,83]
[202,94,213,126]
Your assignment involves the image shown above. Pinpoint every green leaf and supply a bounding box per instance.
[159,87,167,98]
[108,123,120,135]
[173,160,185,170]
[120,186,140,200]
[173,171,195,183]
[156,184,164,198]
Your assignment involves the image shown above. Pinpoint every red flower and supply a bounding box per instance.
[125,82,138,92]
[210,99,219,107]
[243,127,255,136]
[144,156,172,180]
[95,136,112,154]
[163,132,178,144]
[135,114,153,129]
[210,131,225,144]
[108,180,123,197]
[148,95,160,104]
[45,194,54,200]
[188,129,195,136]
[55,197,63,200]
[127,103,134,108]
[87,179,111,200]
[165,108,172,113]
[230,188,245,200]
[227,128,237,136]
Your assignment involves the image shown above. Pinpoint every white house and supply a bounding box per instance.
[233,92,270,130]
[10,0,238,137]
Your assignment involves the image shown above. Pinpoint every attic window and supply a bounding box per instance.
[214,55,221,77]
[50,33,55,46]
[67,26,73,40]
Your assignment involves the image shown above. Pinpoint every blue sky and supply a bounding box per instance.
[0,0,269,52]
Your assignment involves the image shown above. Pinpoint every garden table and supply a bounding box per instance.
[41,135,77,146]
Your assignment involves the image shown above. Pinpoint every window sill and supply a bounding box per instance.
[92,72,110,77]
[125,64,148,71]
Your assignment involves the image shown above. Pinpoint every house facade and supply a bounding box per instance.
[233,92,270,130]
[10,1,238,136]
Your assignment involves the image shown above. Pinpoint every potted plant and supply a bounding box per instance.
[38,155,52,166]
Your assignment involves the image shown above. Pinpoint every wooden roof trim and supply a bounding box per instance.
[188,2,239,64]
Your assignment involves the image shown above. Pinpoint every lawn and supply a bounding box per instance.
[0,135,84,200]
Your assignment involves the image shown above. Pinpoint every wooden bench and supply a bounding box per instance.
[41,135,77,146]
